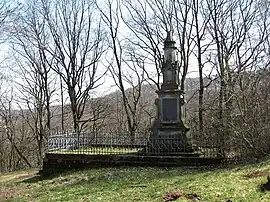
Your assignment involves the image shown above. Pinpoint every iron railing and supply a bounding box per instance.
[45,131,241,158]
[47,132,148,155]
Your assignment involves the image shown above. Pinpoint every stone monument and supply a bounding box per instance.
[148,31,193,155]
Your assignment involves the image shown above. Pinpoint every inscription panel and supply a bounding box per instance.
[162,98,178,122]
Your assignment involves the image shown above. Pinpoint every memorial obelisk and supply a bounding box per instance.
[148,31,193,155]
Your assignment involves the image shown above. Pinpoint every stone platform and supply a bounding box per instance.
[41,153,226,175]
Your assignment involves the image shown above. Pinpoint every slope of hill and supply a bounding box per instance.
[0,159,269,201]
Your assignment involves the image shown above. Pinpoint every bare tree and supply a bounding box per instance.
[97,0,146,141]
[120,0,196,94]
[0,1,20,39]
[0,92,32,171]
[41,0,106,133]
[10,0,56,163]
[121,0,165,90]
[172,0,196,91]
[0,0,21,79]
[229,0,270,157]
[203,0,269,156]
[190,0,213,135]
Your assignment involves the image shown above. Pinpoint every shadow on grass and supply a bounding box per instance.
[22,157,270,186]
[19,166,231,185]
[21,169,78,183]
[20,166,188,187]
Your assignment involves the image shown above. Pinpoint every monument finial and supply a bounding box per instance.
[165,30,173,42]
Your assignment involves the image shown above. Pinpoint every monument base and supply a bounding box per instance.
[146,122,196,156]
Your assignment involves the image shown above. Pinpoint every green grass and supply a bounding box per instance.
[0,160,270,202]
[48,146,143,155]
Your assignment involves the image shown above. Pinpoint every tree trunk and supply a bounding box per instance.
[69,88,79,133]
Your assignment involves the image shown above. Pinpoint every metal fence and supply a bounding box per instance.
[45,130,243,158]
[46,132,149,155]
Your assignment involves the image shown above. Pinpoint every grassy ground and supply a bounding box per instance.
[49,147,142,155]
[0,160,269,202]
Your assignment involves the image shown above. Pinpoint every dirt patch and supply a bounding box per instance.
[243,170,269,179]
[0,170,39,201]
[260,176,270,191]
[163,191,201,201]
[0,187,21,201]
[0,170,38,184]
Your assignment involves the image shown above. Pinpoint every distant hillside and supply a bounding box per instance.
[47,77,220,133]
[5,77,219,134]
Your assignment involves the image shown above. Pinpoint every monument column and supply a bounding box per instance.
[148,31,193,155]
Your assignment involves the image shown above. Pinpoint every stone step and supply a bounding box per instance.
[146,152,200,157]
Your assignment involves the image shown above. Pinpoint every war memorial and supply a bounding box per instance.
[42,32,225,172]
